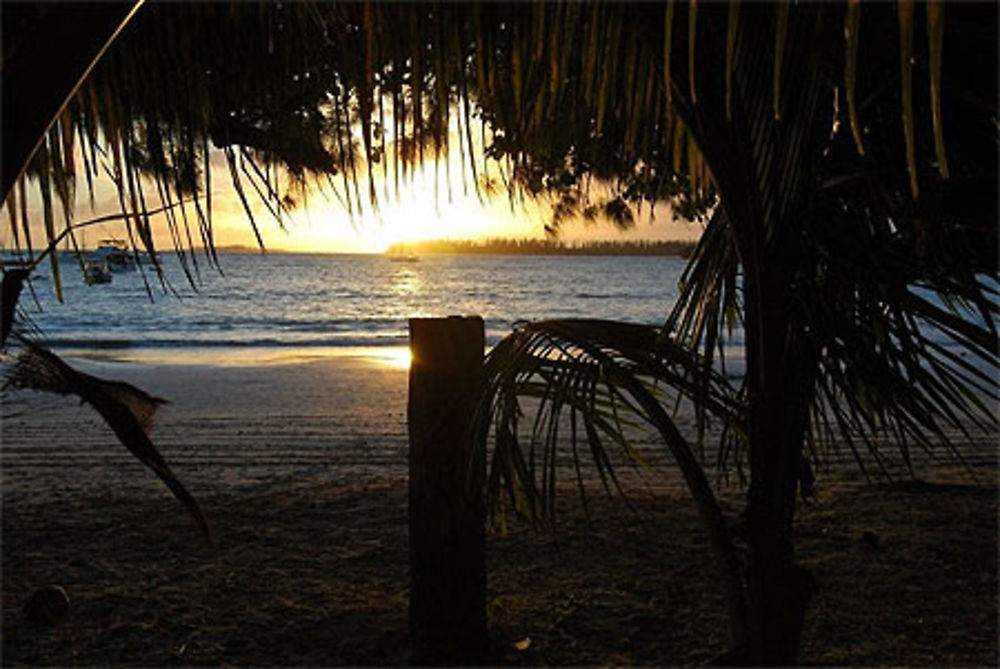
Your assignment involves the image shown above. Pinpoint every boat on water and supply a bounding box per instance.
[93,238,136,271]
[83,260,112,285]
[389,254,420,263]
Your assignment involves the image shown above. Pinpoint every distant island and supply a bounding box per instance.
[215,244,289,253]
[385,238,696,257]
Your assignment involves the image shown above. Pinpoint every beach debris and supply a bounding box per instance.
[23,585,71,628]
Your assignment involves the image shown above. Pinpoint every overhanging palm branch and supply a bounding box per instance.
[4,2,724,294]
[4,3,985,272]
[1,336,211,542]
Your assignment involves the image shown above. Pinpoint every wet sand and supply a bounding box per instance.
[2,355,996,665]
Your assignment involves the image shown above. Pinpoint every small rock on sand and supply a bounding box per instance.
[23,585,71,627]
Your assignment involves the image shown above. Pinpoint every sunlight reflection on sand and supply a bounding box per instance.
[358,346,412,370]
[63,345,415,369]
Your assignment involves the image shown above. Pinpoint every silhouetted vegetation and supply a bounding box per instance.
[386,238,696,258]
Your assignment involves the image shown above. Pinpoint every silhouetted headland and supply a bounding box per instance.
[385,237,696,257]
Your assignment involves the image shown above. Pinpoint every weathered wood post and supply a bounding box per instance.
[407,316,487,664]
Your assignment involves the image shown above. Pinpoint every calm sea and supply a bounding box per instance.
[3,252,993,501]
[20,252,701,363]
[13,250,992,373]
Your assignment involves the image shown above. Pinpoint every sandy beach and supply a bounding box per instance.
[2,353,996,665]
[1,352,413,503]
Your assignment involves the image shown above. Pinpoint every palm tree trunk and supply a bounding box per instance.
[741,276,819,664]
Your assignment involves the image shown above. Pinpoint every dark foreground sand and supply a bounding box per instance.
[2,355,997,665]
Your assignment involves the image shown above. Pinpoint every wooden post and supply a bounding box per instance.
[407,316,487,664]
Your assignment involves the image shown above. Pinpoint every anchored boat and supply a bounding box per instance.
[83,260,112,285]
[94,238,136,271]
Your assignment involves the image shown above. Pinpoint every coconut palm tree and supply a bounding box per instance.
[470,2,998,663]
[2,1,997,663]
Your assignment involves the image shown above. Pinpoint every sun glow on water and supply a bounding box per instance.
[389,265,424,296]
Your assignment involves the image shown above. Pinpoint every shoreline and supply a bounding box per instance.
[50,344,416,369]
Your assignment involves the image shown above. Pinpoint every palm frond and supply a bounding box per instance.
[898,0,918,199]
[843,0,865,157]
[2,333,210,542]
[478,319,741,520]
[475,318,747,644]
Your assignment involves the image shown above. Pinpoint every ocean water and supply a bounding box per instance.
[18,252,694,363]
[12,251,994,374]
[4,252,701,500]
[3,252,994,502]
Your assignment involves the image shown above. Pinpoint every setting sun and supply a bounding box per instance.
[258,144,556,254]
[209,158,700,255]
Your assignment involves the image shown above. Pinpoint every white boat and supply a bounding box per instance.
[93,238,136,271]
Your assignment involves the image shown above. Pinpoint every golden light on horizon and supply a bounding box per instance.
[270,152,552,254]
[2,117,702,255]
[208,118,702,254]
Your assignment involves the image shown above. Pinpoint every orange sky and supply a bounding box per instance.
[211,159,703,254]
[5,135,703,255]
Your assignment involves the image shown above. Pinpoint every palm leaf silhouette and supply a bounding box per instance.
[4,337,210,542]
[476,318,748,643]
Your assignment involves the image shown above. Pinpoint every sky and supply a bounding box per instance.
[4,130,703,256]
[211,158,703,254]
